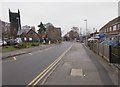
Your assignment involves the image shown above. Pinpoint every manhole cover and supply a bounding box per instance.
[70,69,85,77]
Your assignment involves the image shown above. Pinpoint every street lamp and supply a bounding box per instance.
[80,28,82,35]
[84,19,87,36]
[93,28,95,37]
[84,19,88,45]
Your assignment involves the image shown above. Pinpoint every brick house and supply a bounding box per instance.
[99,16,120,40]
[25,29,39,42]
[18,26,39,42]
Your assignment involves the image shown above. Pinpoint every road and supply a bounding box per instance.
[2,42,73,85]
[2,42,119,86]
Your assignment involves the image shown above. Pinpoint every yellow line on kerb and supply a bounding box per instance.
[26,44,74,87]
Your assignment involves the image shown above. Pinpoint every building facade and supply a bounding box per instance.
[25,29,39,42]
[99,16,120,39]
[18,25,39,42]
[0,20,10,40]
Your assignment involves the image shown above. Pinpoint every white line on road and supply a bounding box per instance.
[28,53,32,55]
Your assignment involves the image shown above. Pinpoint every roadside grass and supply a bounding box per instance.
[2,42,42,53]
[2,46,17,52]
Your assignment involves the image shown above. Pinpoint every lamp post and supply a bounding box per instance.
[84,19,87,36]
[93,28,95,37]
[84,19,88,45]
[80,28,82,35]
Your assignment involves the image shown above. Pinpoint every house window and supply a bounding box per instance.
[29,38,32,41]
[109,27,112,31]
[24,37,27,41]
[118,23,120,30]
[109,27,112,32]
[106,28,109,32]
[104,29,106,33]
[106,28,108,32]
[113,25,117,31]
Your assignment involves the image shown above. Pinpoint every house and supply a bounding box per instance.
[0,20,10,39]
[17,26,39,42]
[99,16,120,40]
[25,29,39,42]
[63,29,79,41]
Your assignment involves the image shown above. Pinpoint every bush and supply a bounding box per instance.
[31,43,39,46]
[14,44,27,49]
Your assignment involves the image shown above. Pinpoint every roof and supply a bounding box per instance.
[26,29,39,35]
[17,29,30,35]
[99,16,120,31]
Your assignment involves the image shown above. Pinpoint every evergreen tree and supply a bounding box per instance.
[38,22,46,34]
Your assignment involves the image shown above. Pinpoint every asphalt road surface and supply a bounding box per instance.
[2,42,73,85]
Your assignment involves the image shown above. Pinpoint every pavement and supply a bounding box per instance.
[42,42,119,86]
[2,44,55,59]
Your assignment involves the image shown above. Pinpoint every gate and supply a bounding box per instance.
[109,46,120,63]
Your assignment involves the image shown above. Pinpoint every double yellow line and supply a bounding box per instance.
[26,44,73,87]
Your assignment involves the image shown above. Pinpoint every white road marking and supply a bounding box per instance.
[28,53,32,55]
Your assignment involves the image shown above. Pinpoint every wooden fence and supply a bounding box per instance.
[86,41,120,64]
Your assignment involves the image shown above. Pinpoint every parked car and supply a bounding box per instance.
[6,39,17,45]
[76,39,80,42]
[15,38,22,43]
[0,39,7,46]
[101,40,118,46]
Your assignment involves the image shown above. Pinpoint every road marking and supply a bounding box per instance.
[28,53,32,55]
[13,57,16,61]
[26,44,74,87]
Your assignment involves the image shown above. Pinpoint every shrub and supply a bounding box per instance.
[14,44,27,49]
[31,43,39,46]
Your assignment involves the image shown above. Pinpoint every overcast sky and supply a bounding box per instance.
[0,1,119,36]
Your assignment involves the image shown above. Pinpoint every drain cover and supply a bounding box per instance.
[70,69,85,77]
